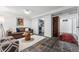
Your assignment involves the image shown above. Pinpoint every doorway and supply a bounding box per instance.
[52,16,59,37]
[38,19,44,36]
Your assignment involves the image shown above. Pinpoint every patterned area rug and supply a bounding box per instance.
[21,37,62,52]
[21,37,79,52]
[0,39,19,52]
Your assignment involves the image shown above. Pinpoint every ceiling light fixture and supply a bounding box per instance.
[23,9,31,15]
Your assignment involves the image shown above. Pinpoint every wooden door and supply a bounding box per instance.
[53,16,59,37]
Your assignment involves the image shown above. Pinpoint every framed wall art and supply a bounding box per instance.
[17,18,24,26]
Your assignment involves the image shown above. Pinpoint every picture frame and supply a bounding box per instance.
[17,18,24,26]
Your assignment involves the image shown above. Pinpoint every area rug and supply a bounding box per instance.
[21,37,79,52]
[21,37,62,52]
[0,39,19,52]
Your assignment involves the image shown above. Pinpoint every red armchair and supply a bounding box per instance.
[59,33,78,45]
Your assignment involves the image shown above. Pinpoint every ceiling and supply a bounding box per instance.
[0,6,63,17]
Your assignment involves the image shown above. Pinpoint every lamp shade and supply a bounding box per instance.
[0,16,4,24]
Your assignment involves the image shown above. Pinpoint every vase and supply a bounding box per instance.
[24,32,31,41]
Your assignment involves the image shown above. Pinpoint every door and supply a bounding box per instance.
[52,16,59,37]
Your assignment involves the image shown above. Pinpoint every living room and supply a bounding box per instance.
[0,6,79,52]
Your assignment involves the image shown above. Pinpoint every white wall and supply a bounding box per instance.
[59,14,73,34]
[44,14,52,37]
[1,15,31,32]
[59,13,77,35]
[31,14,52,37]
[32,13,77,38]
[31,18,39,34]
[0,14,32,40]
[3,16,16,32]
[77,7,79,45]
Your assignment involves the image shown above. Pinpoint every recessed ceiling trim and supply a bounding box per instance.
[32,6,75,18]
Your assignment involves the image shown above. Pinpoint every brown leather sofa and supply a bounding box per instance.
[7,32,25,39]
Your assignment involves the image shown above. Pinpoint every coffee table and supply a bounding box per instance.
[18,35,45,51]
